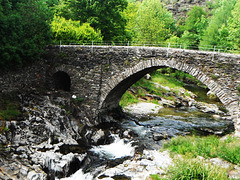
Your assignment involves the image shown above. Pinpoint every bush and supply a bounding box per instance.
[51,16,103,44]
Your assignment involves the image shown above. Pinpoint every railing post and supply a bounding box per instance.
[59,40,62,53]
[166,43,170,57]
[212,46,216,61]
[91,41,93,54]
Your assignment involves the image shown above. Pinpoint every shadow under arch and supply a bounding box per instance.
[53,71,71,91]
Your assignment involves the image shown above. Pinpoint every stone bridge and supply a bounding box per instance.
[44,45,240,134]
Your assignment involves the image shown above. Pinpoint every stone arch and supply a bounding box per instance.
[53,71,71,91]
[100,58,238,115]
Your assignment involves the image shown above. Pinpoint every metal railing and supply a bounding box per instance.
[56,40,240,54]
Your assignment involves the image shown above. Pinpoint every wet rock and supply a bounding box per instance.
[90,129,105,145]
[153,133,168,141]
[195,101,224,114]
[97,150,172,180]
[27,171,47,180]
[145,93,162,100]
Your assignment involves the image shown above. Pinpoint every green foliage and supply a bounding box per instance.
[227,1,240,50]
[200,0,236,48]
[135,0,175,43]
[53,0,74,20]
[162,135,240,165]
[166,157,229,180]
[119,91,139,107]
[0,109,21,120]
[67,0,128,41]
[0,0,52,70]
[151,70,185,88]
[237,84,240,94]
[180,6,208,48]
[122,1,141,41]
[51,16,102,44]
[184,6,207,33]
[165,35,180,45]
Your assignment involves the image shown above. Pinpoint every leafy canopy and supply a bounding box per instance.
[200,0,236,47]
[135,0,175,43]
[51,16,102,44]
[227,0,240,50]
[68,0,128,41]
[0,0,52,69]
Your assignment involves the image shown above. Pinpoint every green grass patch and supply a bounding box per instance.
[165,158,228,180]
[0,108,21,120]
[119,91,139,107]
[158,67,202,86]
[162,135,240,165]
[151,70,185,89]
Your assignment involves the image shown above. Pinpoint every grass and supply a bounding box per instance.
[150,157,229,180]
[151,70,185,89]
[119,91,139,107]
[150,135,240,180]
[162,135,240,165]
[0,108,21,120]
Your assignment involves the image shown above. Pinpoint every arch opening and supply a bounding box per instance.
[101,65,225,113]
[53,71,71,91]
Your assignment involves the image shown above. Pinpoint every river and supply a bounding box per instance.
[58,99,233,179]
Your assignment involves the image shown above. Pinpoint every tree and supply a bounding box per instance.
[184,6,207,34]
[134,0,175,43]
[122,1,141,41]
[51,16,102,44]
[200,0,236,48]
[53,0,74,20]
[227,1,240,50]
[180,6,208,48]
[0,0,52,69]
[68,0,128,41]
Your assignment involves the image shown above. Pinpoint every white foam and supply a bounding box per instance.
[90,134,135,159]
[59,169,93,180]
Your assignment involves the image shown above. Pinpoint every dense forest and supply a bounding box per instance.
[0,0,240,69]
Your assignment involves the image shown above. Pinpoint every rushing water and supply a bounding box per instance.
[58,103,233,179]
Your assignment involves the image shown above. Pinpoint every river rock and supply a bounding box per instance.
[0,93,86,179]
[145,74,151,80]
[153,133,168,141]
[96,150,172,180]
[195,101,224,114]
[123,102,163,116]
[207,90,218,100]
